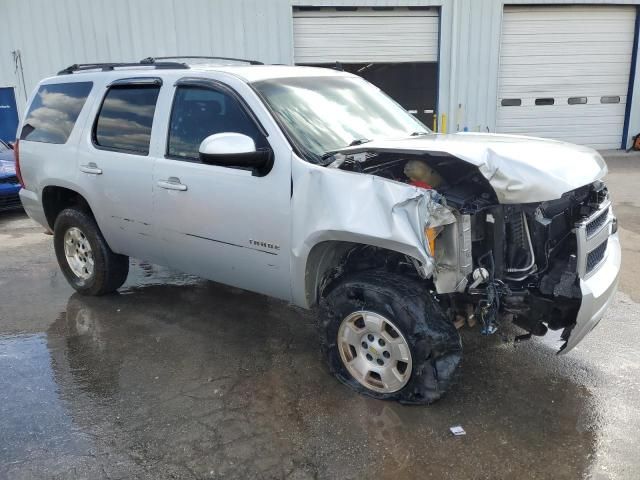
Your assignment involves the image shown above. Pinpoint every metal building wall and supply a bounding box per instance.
[0,0,294,110]
[294,0,640,148]
[454,0,640,148]
[2,0,639,147]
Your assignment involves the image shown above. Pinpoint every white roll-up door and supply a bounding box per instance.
[497,6,636,150]
[293,8,439,64]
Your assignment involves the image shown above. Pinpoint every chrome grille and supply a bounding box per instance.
[575,200,612,279]
[586,239,608,273]
[585,209,609,237]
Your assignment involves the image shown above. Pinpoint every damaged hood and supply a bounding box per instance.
[334,133,608,203]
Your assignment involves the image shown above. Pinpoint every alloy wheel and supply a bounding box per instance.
[337,311,412,393]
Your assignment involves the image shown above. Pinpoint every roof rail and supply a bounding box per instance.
[141,56,264,66]
[58,61,189,75]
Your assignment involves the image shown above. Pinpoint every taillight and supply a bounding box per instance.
[14,139,24,188]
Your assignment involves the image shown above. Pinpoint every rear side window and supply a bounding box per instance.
[94,85,160,155]
[20,82,93,143]
[167,86,267,160]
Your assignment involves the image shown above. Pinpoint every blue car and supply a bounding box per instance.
[0,139,22,211]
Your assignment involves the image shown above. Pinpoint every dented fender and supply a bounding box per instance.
[290,157,455,308]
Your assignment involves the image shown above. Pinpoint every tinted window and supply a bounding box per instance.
[167,86,266,160]
[95,86,160,154]
[20,82,92,143]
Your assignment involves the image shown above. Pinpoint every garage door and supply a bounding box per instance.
[497,6,637,150]
[293,7,439,125]
[293,7,439,63]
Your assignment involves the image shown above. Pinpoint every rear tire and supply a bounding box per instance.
[320,270,462,404]
[54,208,129,296]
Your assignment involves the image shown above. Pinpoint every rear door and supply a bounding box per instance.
[152,77,292,301]
[76,77,164,263]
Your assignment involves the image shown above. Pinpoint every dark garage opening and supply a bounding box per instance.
[302,62,438,127]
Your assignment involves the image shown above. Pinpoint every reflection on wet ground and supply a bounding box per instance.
[1,266,602,479]
[6,160,640,480]
[3,161,640,479]
[1,334,88,468]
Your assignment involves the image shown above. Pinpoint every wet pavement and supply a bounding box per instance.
[1,155,640,479]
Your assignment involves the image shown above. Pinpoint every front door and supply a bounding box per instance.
[152,79,291,301]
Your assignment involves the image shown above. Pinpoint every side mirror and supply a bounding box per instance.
[198,133,272,175]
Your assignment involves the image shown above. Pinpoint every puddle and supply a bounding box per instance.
[0,334,92,471]
[1,283,601,479]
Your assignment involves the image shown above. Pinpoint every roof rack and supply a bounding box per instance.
[141,56,264,66]
[58,61,189,75]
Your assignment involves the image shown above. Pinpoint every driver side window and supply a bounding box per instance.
[167,85,266,160]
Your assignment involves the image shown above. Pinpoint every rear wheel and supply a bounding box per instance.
[320,270,462,404]
[54,208,129,296]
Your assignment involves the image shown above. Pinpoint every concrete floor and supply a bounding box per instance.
[1,155,640,480]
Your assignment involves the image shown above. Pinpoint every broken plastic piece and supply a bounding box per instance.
[469,267,490,289]
[404,159,443,188]
[450,425,466,436]
[481,324,498,335]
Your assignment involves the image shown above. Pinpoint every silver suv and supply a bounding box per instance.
[16,58,620,404]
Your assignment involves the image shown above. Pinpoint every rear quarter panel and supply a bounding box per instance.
[17,77,103,228]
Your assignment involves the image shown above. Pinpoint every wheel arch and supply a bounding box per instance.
[302,239,427,308]
[41,184,95,230]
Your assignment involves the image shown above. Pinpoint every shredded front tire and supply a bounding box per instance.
[320,270,462,404]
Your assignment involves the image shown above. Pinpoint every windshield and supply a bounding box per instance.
[253,76,429,162]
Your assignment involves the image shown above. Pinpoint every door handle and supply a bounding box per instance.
[79,162,102,175]
[157,177,187,191]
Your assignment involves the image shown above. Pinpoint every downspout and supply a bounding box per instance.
[435,6,442,131]
[449,0,459,134]
[622,6,640,150]
[11,50,28,104]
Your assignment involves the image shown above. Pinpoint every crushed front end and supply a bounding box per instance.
[333,149,620,353]
[459,181,619,352]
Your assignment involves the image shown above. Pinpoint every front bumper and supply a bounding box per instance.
[0,184,22,211]
[560,232,621,353]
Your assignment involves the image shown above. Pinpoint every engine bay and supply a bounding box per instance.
[332,150,613,349]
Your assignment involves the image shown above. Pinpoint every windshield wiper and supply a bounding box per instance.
[348,138,371,146]
[410,131,430,136]
[320,138,372,161]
